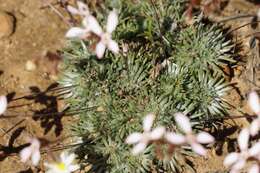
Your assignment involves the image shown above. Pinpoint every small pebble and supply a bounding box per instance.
[0,10,15,39]
[25,60,37,71]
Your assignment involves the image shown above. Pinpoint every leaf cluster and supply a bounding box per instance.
[59,0,235,172]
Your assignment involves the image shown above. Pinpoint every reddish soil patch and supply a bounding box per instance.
[0,0,70,172]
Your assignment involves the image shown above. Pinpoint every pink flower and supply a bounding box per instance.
[250,118,260,136]
[248,91,260,136]
[19,138,41,166]
[224,128,260,173]
[125,113,165,155]
[249,164,260,173]
[66,17,91,38]
[0,95,7,115]
[88,10,119,58]
[165,113,214,156]
[66,1,91,38]
[67,1,89,17]
[249,91,260,115]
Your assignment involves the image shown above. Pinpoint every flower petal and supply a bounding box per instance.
[60,151,67,162]
[230,169,240,173]
[232,158,246,171]
[20,147,32,163]
[132,142,147,155]
[88,15,103,36]
[249,141,260,157]
[31,150,41,166]
[68,164,80,172]
[191,142,207,156]
[106,10,118,33]
[82,17,91,29]
[249,164,259,173]
[250,119,259,136]
[108,40,119,54]
[63,153,76,165]
[196,132,215,144]
[125,133,142,144]
[31,138,40,149]
[223,152,239,167]
[0,95,7,115]
[66,27,86,38]
[143,113,155,132]
[175,113,192,133]
[150,126,165,140]
[77,1,89,15]
[44,162,56,169]
[165,132,186,145]
[248,91,260,114]
[67,5,80,15]
[95,42,106,59]
[238,128,249,151]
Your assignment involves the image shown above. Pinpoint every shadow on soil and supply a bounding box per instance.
[212,125,238,155]
[0,127,29,161]
[25,83,64,137]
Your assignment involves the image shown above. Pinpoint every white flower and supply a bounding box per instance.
[249,91,260,115]
[67,1,89,17]
[165,113,214,156]
[224,128,260,173]
[249,164,260,173]
[66,17,91,38]
[19,138,41,166]
[0,95,7,115]
[88,10,119,58]
[45,152,80,173]
[125,113,165,155]
[248,91,260,136]
[250,118,260,136]
[66,1,91,38]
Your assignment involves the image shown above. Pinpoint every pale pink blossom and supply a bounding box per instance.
[66,2,92,38]
[224,128,260,173]
[0,95,7,115]
[19,138,41,166]
[249,164,259,173]
[66,17,91,38]
[88,10,119,58]
[67,1,89,17]
[250,118,260,136]
[165,113,214,156]
[249,91,260,115]
[248,91,260,136]
[125,113,165,155]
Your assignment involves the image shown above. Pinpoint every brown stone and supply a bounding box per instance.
[0,10,15,39]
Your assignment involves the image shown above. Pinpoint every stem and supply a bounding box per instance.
[0,119,25,137]
[149,0,171,45]
[225,20,260,36]
[218,14,255,23]
[201,114,257,123]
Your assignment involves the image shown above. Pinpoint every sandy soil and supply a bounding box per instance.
[0,0,70,172]
[0,0,259,173]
